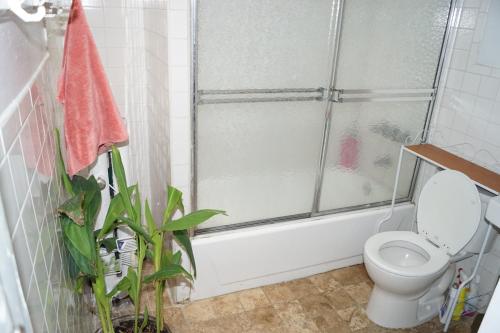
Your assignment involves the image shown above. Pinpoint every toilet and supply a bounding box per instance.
[363,170,496,329]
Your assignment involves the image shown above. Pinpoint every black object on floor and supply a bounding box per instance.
[471,313,484,333]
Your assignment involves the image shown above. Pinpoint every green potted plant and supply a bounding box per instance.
[55,129,224,333]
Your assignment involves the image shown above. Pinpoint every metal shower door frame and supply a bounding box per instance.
[310,0,458,217]
[191,0,458,233]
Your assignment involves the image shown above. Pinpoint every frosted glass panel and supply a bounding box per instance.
[319,102,427,211]
[197,0,336,90]
[197,102,325,228]
[335,0,450,89]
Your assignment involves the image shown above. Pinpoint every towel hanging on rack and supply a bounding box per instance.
[57,0,128,176]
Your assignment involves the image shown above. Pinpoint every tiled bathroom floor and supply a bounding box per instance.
[134,264,474,333]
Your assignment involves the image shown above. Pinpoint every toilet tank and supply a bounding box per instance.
[464,189,498,254]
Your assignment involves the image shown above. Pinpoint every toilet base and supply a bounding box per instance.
[366,264,455,329]
[366,285,433,329]
[366,285,423,329]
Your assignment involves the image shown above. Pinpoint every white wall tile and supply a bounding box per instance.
[462,72,482,93]
[432,0,500,175]
[478,76,500,99]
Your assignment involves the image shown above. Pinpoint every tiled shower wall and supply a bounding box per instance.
[69,0,153,201]
[429,0,500,311]
[71,0,175,220]
[431,0,500,173]
[144,0,172,220]
[0,15,92,333]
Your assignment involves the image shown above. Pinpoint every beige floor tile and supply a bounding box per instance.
[177,321,206,333]
[308,272,342,292]
[209,292,245,317]
[245,305,283,330]
[287,278,321,300]
[343,282,372,305]
[274,300,320,333]
[237,288,271,311]
[201,313,252,333]
[312,315,351,333]
[163,306,186,331]
[336,305,357,322]
[182,299,217,323]
[325,288,357,310]
[262,282,296,304]
[298,293,336,319]
[329,265,372,286]
[348,307,371,331]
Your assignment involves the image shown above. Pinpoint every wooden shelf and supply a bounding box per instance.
[406,144,500,195]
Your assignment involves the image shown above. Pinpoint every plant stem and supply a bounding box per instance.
[134,236,147,333]
[153,233,164,333]
[94,249,115,333]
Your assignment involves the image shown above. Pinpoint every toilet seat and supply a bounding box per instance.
[364,231,450,278]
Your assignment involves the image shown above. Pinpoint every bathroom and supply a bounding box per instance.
[1,0,500,332]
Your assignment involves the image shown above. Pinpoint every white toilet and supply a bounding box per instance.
[363,170,496,329]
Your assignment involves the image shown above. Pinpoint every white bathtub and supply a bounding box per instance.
[183,203,415,300]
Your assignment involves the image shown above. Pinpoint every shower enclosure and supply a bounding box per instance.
[193,0,452,232]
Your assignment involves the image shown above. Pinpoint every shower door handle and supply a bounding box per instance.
[329,88,436,103]
[197,88,326,105]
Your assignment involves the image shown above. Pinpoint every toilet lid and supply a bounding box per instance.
[417,170,481,255]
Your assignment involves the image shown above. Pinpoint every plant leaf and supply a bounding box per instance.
[126,268,138,304]
[139,307,149,333]
[144,200,157,235]
[173,230,197,277]
[118,216,154,244]
[111,146,135,220]
[100,237,117,252]
[98,185,136,239]
[143,264,192,283]
[60,216,96,276]
[75,275,86,294]
[81,176,102,231]
[54,128,74,195]
[58,193,85,226]
[61,216,93,260]
[161,209,225,232]
[163,186,183,224]
[134,183,141,224]
[106,273,131,298]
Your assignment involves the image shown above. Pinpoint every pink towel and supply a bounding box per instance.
[57,0,128,176]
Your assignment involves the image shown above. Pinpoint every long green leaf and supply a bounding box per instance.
[111,146,135,220]
[126,268,139,305]
[173,230,197,277]
[60,216,95,276]
[66,251,81,280]
[61,217,93,260]
[98,185,136,239]
[143,264,192,283]
[139,307,149,333]
[118,216,154,244]
[163,186,183,224]
[106,276,131,298]
[81,176,102,231]
[134,183,141,224]
[144,200,157,235]
[161,209,225,232]
[54,128,74,195]
[68,175,102,233]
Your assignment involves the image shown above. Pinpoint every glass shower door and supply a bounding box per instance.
[316,0,451,212]
[195,0,338,229]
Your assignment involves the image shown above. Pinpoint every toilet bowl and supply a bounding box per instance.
[363,170,483,329]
